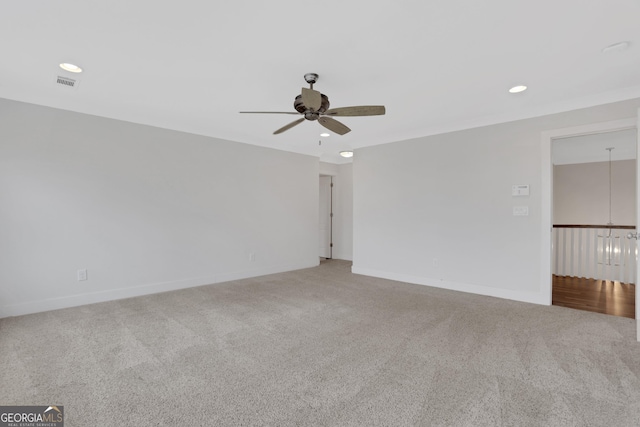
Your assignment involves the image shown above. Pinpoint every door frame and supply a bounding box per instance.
[541,117,638,340]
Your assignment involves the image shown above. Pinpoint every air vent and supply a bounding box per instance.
[54,75,80,89]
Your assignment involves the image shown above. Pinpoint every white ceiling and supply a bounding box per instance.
[2,1,640,164]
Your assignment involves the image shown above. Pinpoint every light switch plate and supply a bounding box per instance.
[513,206,529,216]
[512,185,529,196]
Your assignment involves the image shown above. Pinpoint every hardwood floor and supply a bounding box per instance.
[552,275,636,319]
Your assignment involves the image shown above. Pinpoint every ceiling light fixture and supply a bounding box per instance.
[509,85,527,94]
[339,151,354,158]
[599,147,619,266]
[59,63,83,73]
[320,133,330,137]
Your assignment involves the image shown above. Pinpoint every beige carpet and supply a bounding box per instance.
[1,260,639,426]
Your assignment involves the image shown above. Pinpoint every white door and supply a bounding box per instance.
[319,176,332,258]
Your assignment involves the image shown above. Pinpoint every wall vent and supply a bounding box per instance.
[55,75,80,89]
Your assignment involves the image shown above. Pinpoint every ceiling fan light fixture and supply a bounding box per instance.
[59,62,83,73]
[509,85,527,94]
[240,73,385,136]
[320,133,330,137]
[340,151,354,158]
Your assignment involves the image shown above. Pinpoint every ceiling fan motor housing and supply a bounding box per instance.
[294,94,330,120]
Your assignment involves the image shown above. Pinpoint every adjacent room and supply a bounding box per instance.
[552,129,637,319]
[2,1,640,425]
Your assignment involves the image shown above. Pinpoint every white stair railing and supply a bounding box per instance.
[552,225,637,284]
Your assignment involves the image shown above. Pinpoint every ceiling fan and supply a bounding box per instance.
[240,73,385,135]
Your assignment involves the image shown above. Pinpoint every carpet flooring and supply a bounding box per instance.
[1,260,639,426]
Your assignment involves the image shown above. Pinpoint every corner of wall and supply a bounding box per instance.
[351,265,549,306]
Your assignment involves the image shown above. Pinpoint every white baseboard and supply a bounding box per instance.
[0,275,216,319]
[213,262,317,284]
[351,266,548,306]
[0,261,319,319]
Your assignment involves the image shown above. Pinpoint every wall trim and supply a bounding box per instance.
[0,261,319,319]
[351,266,548,306]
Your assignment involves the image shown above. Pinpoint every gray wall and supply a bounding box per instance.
[0,99,320,317]
[353,99,640,305]
[332,163,353,261]
[554,160,636,225]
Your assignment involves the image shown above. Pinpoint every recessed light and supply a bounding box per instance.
[509,85,527,94]
[320,133,330,137]
[339,151,354,158]
[59,63,83,73]
[602,41,630,53]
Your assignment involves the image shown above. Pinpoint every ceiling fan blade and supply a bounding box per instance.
[273,118,305,135]
[323,106,386,117]
[318,117,351,135]
[240,111,300,115]
[301,87,322,111]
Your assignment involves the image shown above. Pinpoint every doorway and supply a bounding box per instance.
[319,175,333,259]
[551,129,637,318]
[542,117,639,341]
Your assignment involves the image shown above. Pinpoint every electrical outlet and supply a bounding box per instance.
[249,252,255,262]
[77,269,88,281]
[432,258,439,267]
